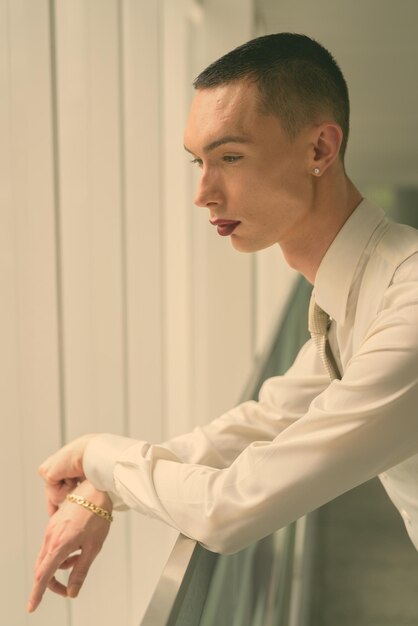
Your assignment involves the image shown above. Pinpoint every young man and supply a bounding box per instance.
[28,33,418,612]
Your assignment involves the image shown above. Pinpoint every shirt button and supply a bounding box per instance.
[401,509,411,525]
[380,472,388,481]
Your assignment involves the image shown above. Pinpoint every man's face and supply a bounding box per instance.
[184,80,315,253]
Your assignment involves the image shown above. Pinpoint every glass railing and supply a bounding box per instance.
[140,276,313,626]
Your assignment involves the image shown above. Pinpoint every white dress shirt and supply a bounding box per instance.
[84,200,418,554]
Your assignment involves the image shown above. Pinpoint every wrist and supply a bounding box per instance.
[74,480,113,513]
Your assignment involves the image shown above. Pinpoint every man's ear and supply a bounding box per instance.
[310,122,343,175]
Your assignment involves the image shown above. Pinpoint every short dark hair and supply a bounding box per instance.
[194,33,350,159]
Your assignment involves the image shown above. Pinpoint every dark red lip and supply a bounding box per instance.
[210,219,241,237]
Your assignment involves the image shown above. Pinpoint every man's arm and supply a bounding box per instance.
[30,337,327,610]
[82,261,418,554]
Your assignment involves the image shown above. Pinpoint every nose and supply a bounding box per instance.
[193,169,223,209]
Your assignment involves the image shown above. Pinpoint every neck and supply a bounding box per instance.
[280,172,363,284]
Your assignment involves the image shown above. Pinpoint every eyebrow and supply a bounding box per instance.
[184,135,251,155]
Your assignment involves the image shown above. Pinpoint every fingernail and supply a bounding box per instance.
[27,602,33,613]
[68,586,79,598]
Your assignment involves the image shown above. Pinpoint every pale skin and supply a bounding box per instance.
[27,437,112,613]
[28,79,363,612]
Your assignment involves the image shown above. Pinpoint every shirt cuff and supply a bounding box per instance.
[84,433,146,494]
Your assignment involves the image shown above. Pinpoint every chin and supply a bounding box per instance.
[230,236,255,253]
[230,235,275,254]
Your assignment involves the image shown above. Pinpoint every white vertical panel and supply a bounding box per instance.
[161,0,195,438]
[54,1,129,624]
[121,1,177,623]
[0,0,68,624]
[190,0,255,425]
[122,0,164,444]
[55,0,126,437]
[0,4,31,623]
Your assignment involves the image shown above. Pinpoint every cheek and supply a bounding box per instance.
[244,175,310,232]
[245,167,303,213]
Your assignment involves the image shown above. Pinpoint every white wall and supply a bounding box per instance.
[1,1,68,624]
[1,1,294,624]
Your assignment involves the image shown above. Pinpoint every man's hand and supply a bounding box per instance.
[39,434,98,515]
[27,480,113,613]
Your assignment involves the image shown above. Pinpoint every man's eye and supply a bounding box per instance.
[222,155,242,163]
[190,158,203,168]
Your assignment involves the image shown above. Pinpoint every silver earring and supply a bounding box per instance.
[313,167,320,175]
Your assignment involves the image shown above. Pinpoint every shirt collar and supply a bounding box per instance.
[314,199,386,325]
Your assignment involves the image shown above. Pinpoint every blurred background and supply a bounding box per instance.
[1,1,417,624]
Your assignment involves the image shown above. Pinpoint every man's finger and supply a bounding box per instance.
[66,548,97,599]
[47,576,68,598]
[28,558,70,612]
[33,533,51,573]
[44,480,79,516]
[28,535,80,612]
[27,567,51,613]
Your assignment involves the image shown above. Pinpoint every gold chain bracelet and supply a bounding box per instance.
[66,493,113,523]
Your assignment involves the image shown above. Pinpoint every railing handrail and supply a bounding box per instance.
[140,536,206,625]
[140,277,312,625]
